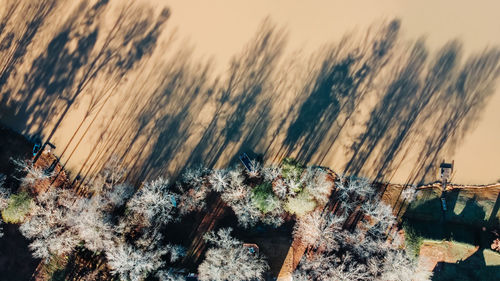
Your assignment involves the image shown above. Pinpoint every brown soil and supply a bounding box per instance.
[418,241,478,272]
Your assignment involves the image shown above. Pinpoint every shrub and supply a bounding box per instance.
[251,182,279,213]
[284,191,316,217]
[281,158,304,182]
[1,191,33,223]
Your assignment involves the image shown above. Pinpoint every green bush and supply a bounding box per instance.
[284,191,316,217]
[281,158,304,183]
[251,182,279,213]
[1,191,33,223]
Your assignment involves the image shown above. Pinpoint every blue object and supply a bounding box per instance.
[239,153,253,172]
[441,198,447,211]
[32,143,41,157]
[170,195,177,207]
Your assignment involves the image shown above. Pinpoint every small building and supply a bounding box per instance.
[439,161,454,183]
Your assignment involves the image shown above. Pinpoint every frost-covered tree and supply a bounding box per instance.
[208,169,229,192]
[156,269,186,281]
[89,155,126,194]
[181,167,209,188]
[107,177,186,281]
[72,196,115,253]
[262,165,281,182]
[126,178,178,227]
[336,175,375,200]
[106,240,168,281]
[247,160,261,178]
[198,228,269,281]
[361,201,396,236]
[272,178,288,199]
[293,198,431,281]
[224,188,262,228]
[218,168,262,227]
[221,171,284,227]
[11,158,54,187]
[0,174,10,210]
[377,249,433,281]
[302,168,334,205]
[179,167,210,215]
[400,185,417,202]
[293,211,345,247]
[19,189,80,260]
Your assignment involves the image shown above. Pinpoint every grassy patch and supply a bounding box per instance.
[405,188,498,227]
[402,221,424,258]
[251,181,279,213]
[1,191,32,223]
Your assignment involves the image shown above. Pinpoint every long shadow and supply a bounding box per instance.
[0,0,58,94]
[343,39,500,184]
[1,5,500,203]
[403,194,493,245]
[344,39,428,179]
[181,20,287,172]
[487,193,500,229]
[432,248,500,281]
[278,20,400,165]
[0,224,40,281]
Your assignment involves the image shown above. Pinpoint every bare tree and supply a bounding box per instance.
[178,167,210,215]
[19,189,80,260]
[198,228,269,281]
[302,168,334,205]
[11,158,54,188]
[88,155,126,194]
[208,169,229,192]
[126,177,178,227]
[0,174,9,210]
[106,240,168,281]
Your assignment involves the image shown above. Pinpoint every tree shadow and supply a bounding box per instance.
[432,248,500,281]
[342,39,500,184]
[181,19,287,172]
[403,193,493,245]
[0,224,40,281]
[278,20,400,165]
[1,6,500,196]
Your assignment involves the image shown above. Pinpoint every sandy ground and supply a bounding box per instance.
[1,0,500,185]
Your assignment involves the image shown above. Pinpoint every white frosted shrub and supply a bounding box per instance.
[198,228,269,281]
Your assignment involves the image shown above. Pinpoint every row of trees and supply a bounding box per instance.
[292,176,427,281]
[0,156,425,281]
[179,158,335,228]
[0,159,187,280]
